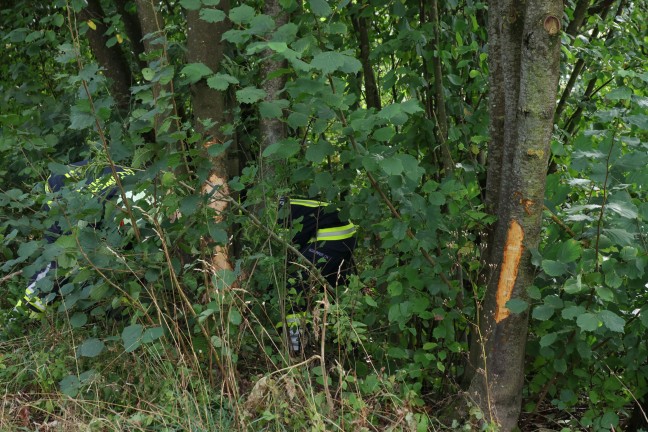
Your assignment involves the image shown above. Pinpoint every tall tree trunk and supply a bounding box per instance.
[350,4,381,110]
[79,0,133,112]
[258,0,288,181]
[186,2,232,273]
[114,0,147,71]
[466,1,563,430]
[134,0,178,139]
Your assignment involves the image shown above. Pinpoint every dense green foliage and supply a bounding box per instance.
[1,0,647,430]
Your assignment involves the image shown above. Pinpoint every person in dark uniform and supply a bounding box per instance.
[14,160,136,318]
[277,197,357,355]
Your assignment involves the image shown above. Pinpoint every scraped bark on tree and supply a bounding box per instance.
[186,2,232,273]
[466,0,563,430]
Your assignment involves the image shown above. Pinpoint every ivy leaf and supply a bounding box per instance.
[200,8,226,23]
[122,324,143,353]
[181,63,213,84]
[542,259,568,276]
[309,0,332,16]
[236,86,267,104]
[77,338,104,358]
[229,4,255,24]
[598,310,625,333]
[206,73,239,91]
[576,313,599,332]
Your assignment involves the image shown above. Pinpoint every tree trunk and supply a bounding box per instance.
[114,0,147,71]
[466,1,563,430]
[186,2,232,273]
[79,0,133,112]
[258,0,288,181]
[350,4,381,111]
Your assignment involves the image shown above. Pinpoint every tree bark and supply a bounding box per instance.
[186,2,232,273]
[466,1,563,430]
[79,0,133,112]
[114,0,147,71]
[258,0,288,181]
[350,4,381,111]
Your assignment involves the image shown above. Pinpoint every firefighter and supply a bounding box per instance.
[13,160,138,318]
[277,197,357,355]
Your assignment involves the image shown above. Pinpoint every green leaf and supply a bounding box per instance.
[605,86,632,101]
[602,228,635,246]
[505,298,528,314]
[141,326,165,343]
[540,332,557,347]
[229,4,255,24]
[542,259,568,276]
[262,138,300,158]
[381,157,403,176]
[562,305,585,320]
[557,239,581,263]
[77,338,104,358]
[18,241,39,259]
[599,411,619,428]
[236,86,267,104]
[69,312,88,328]
[576,313,599,332]
[309,0,332,16]
[598,310,625,333]
[179,0,201,10]
[373,126,395,142]
[387,280,403,296]
[305,140,334,162]
[563,275,583,294]
[59,375,80,397]
[553,358,567,374]
[311,51,345,75]
[200,8,226,23]
[229,308,242,325]
[365,296,378,307]
[142,67,155,81]
[287,112,309,129]
[206,73,239,91]
[607,201,638,219]
[259,99,289,118]
[181,63,213,84]
[532,305,554,321]
[122,324,143,353]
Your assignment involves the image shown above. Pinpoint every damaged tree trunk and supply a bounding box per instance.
[186,2,232,274]
[466,0,563,430]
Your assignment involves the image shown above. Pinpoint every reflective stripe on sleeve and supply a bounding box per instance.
[290,199,329,208]
[315,223,356,241]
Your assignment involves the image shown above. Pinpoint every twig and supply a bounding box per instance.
[0,270,22,284]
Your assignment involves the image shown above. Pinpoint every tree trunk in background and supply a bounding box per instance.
[134,0,174,138]
[466,0,563,430]
[186,2,232,273]
[259,0,288,181]
[114,0,147,71]
[350,5,381,110]
[79,0,133,112]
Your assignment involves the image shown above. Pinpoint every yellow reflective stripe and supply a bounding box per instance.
[290,199,329,208]
[86,169,132,194]
[315,223,356,241]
